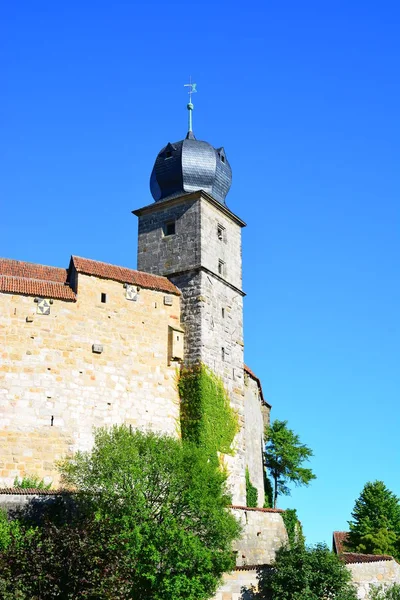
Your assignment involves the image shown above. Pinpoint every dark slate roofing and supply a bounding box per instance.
[150,132,232,206]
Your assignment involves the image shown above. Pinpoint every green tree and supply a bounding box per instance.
[370,584,400,600]
[264,420,316,508]
[0,426,240,600]
[257,543,358,600]
[346,481,400,558]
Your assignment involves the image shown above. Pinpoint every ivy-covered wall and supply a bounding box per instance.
[178,364,239,464]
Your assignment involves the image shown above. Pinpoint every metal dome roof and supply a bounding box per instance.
[150,132,232,205]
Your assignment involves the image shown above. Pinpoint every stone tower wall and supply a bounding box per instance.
[0,274,181,486]
[136,192,248,505]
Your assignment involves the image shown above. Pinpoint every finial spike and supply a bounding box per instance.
[184,77,197,133]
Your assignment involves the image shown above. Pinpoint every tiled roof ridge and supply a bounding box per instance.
[244,364,271,408]
[0,488,67,495]
[0,257,66,272]
[0,258,68,282]
[230,505,284,514]
[71,255,180,295]
[341,552,394,564]
[1,274,69,287]
[0,275,76,301]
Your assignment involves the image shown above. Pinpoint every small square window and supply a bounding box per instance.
[218,260,225,276]
[165,150,172,159]
[101,293,107,303]
[164,221,176,236]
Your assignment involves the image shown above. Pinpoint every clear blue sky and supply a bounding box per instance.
[1,1,399,546]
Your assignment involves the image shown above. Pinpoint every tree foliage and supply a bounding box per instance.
[370,584,400,600]
[346,481,400,558]
[0,427,241,600]
[264,420,316,508]
[257,543,358,600]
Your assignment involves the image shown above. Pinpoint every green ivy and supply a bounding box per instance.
[263,471,273,508]
[245,467,258,508]
[178,364,239,462]
[282,508,304,547]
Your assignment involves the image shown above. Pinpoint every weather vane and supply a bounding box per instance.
[184,77,197,133]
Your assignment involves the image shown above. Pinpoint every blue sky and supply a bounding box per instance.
[1,1,399,546]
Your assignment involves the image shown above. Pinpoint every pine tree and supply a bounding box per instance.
[347,481,400,558]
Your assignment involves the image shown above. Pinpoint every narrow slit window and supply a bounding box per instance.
[218,260,225,276]
[222,347,225,361]
[222,307,225,319]
[217,224,224,241]
[101,293,107,304]
[164,221,176,236]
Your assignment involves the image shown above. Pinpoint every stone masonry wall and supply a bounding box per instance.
[231,507,288,567]
[137,197,201,276]
[347,560,400,599]
[244,375,266,507]
[0,274,181,485]
[136,192,248,506]
[200,197,243,291]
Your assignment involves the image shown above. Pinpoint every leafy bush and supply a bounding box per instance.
[370,584,400,600]
[257,542,358,600]
[13,476,51,490]
[0,427,241,600]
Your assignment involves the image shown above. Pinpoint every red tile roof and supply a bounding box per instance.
[71,256,180,295]
[0,258,75,301]
[332,532,394,564]
[0,259,68,283]
[0,276,76,301]
[333,531,350,554]
[244,364,271,408]
[342,553,393,564]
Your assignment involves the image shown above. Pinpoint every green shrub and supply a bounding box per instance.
[246,467,258,507]
[13,476,51,490]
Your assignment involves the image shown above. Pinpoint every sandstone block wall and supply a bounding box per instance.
[0,274,181,485]
[347,560,400,599]
[244,375,266,507]
[231,508,288,567]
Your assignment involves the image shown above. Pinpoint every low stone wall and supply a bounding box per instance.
[213,567,258,600]
[231,506,288,567]
[347,559,400,599]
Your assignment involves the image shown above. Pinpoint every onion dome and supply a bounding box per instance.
[150,82,232,205]
[150,133,232,205]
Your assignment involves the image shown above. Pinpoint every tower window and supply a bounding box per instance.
[218,260,225,276]
[222,347,225,361]
[165,150,172,159]
[222,307,225,319]
[101,293,107,303]
[163,221,176,236]
[217,224,225,241]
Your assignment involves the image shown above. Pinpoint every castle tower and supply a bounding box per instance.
[133,92,247,504]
